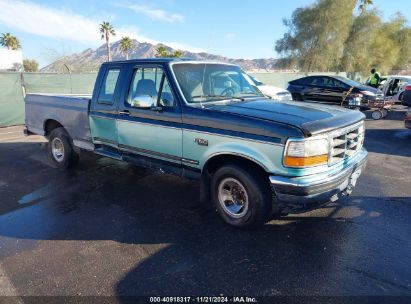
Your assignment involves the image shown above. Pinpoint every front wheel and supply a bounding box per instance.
[48,127,79,169]
[291,93,303,101]
[211,164,272,228]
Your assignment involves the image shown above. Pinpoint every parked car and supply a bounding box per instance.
[24,59,367,228]
[405,107,411,129]
[401,83,411,107]
[248,75,292,101]
[287,75,383,107]
[381,75,411,103]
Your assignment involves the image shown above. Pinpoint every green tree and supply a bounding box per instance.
[23,59,39,72]
[99,22,116,61]
[359,0,373,14]
[119,36,133,60]
[387,13,411,69]
[341,11,411,74]
[341,10,381,74]
[0,33,21,50]
[173,50,183,58]
[155,44,183,58]
[275,0,357,72]
[155,45,170,57]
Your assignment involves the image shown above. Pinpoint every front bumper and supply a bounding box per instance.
[405,114,411,129]
[270,148,368,213]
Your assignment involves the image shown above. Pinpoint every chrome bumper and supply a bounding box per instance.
[270,149,368,213]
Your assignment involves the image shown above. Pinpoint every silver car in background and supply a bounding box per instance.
[381,75,411,103]
[248,75,292,101]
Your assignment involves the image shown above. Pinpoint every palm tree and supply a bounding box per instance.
[99,22,116,61]
[155,45,183,58]
[119,36,133,60]
[358,0,373,14]
[172,50,183,58]
[0,33,21,50]
[155,45,170,58]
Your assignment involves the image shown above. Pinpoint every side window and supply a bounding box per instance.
[127,67,175,108]
[323,77,335,87]
[297,78,309,85]
[98,68,120,104]
[310,76,328,87]
[305,77,318,85]
[303,77,317,86]
[160,77,174,107]
[334,79,349,89]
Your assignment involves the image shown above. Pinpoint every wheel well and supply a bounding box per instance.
[44,119,63,136]
[291,92,303,101]
[199,154,270,205]
[203,154,268,178]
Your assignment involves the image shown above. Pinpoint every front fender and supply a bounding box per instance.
[202,143,272,172]
[182,130,286,174]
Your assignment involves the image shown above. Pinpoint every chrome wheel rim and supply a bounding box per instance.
[372,111,382,120]
[51,137,65,162]
[218,177,249,218]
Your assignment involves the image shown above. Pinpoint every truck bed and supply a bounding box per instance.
[25,93,94,150]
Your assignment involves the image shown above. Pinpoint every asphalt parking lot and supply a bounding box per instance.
[0,108,410,302]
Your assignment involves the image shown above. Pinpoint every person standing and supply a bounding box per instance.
[367,68,381,88]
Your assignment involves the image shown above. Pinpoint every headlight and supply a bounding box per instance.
[270,95,281,101]
[358,124,365,134]
[360,90,376,97]
[275,92,292,101]
[284,137,329,168]
[358,124,365,147]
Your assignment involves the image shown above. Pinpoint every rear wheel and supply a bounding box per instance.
[211,164,272,228]
[48,127,79,169]
[371,110,383,120]
[381,108,389,118]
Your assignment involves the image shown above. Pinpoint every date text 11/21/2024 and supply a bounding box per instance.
[149,296,257,302]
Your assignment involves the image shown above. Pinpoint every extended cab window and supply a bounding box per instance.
[98,68,120,104]
[127,67,174,108]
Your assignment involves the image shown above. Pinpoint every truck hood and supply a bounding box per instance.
[207,99,365,136]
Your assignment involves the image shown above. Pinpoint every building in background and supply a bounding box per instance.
[0,49,23,71]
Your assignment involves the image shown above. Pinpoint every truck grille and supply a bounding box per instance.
[329,122,364,165]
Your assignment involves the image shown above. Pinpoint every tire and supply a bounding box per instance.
[48,127,79,169]
[371,110,383,120]
[399,92,404,102]
[291,93,303,101]
[211,164,272,228]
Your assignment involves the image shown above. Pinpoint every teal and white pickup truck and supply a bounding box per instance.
[25,59,367,227]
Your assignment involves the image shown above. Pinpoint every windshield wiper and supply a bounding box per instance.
[234,92,264,97]
[191,95,244,102]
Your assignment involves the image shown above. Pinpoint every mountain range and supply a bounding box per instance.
[41,39,279,72]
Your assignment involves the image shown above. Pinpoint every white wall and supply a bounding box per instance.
[0,49,23,70]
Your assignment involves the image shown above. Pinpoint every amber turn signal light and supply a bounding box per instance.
[284,154,328,167]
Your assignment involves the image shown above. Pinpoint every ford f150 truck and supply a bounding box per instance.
[25,59,367,227]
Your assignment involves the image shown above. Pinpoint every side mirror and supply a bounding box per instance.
[130,95,154,108]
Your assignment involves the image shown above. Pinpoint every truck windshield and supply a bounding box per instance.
[172,63,264,103]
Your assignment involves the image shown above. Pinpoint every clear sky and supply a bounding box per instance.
[0,0,409,67]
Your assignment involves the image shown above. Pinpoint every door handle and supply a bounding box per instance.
[119,110,130,116]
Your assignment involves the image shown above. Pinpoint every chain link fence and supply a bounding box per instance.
[0,71,346,128]
[0,72,97,127]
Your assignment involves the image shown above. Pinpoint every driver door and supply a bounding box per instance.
[116,66,183,165]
